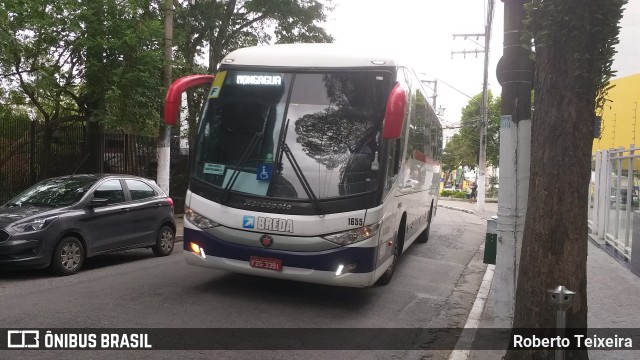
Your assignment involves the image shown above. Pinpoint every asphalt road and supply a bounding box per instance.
[0,207,489,359]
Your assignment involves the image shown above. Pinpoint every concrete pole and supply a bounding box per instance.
[596,150,609,242]
[493,0,533,327]
[157,0,174,195]
[477,0,494,213]
[432,79,438,109]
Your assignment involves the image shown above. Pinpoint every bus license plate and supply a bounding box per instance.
[249,256,282,271]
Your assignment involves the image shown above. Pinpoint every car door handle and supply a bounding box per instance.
[120,208,130,212]
[155,203,163,207]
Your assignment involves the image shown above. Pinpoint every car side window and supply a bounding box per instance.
[125,180,156,201]
[93,180,125,204]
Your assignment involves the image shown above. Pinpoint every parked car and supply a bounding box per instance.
[0,174,176,275]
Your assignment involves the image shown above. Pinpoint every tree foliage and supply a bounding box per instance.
[441,91,501,172]
[172,0,334,153]
[0,0,334,170]
[0,0,165,133]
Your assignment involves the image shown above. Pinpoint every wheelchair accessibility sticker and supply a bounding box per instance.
[256,162,273,181]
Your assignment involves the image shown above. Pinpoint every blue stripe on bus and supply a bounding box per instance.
[184,228,378,273]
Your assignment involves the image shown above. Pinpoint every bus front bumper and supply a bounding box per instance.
[184,250,388,287]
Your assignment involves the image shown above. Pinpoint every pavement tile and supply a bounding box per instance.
[439,200,640,360]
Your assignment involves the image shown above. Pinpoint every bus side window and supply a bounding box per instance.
[384,139,400,192]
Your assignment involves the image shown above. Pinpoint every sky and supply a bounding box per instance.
[613,1,640,79]
[323,0,504,128]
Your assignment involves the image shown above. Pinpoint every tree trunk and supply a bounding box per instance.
[504,3,598,360]
[208,0,236,72]
[84,0,105,174]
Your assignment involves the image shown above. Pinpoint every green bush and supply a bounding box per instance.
[440,190,453,197]
[440,190,468,198]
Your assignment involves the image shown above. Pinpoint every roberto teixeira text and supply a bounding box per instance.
[6,330,152,349]
[513,334,633,349]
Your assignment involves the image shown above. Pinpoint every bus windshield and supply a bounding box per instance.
[194,70,393,200]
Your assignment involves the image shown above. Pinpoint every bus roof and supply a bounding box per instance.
[220,43,399,69]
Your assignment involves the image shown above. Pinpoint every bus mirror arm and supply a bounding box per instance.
[164,75,215,126]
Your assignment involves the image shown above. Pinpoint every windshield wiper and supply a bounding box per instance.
[23,202,59,207]
[221,130,264,202]
[274,119,324,214]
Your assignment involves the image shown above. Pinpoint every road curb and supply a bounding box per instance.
[439,204,476,214]
[448,264,496,360]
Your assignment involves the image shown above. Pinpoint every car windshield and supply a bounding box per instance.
[194,70,392,200]
[8,176,97,207]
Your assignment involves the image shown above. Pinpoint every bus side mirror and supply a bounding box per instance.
[164,74,215,126]
[383,83,407,139]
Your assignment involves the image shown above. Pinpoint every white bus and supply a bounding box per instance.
[164,44,443,287]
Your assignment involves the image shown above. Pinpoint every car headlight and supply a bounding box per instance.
[323,223,381,246]
[185,207,218,229]
[12,217,57,233]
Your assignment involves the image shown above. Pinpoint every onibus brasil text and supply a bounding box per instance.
[8,330,152,349]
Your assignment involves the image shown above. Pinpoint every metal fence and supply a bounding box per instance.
[589,146,638,259]
[0,120,157,204]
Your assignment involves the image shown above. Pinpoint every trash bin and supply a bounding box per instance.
[484,215,497,265]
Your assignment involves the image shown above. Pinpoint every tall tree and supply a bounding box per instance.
[441,92,501,172]
[0,0,165,171]
[171,0,334,156]
[0,0,86,174]
[504,1,626,359]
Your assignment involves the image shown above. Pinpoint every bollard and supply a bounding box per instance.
[547,285,576,360]
[484,215,497,264]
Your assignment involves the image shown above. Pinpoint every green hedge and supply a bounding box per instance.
[440,190,468,198]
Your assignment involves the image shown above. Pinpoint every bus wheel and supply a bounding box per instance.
[377,239,399,286]
[416,207,433,244]
[377,220,404,286]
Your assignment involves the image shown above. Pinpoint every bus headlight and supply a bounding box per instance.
[185,207,218,229]
[323,223,381,246]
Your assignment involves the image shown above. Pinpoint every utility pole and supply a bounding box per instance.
[477,0,494,213]
[451,0,494,213]
[612,114,617,147]
[633,103,637,145]
[494,0,533,326]
[421,79,438,109]
[157,0,174,195]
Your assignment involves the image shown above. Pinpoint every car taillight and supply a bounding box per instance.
[167,197,174,207]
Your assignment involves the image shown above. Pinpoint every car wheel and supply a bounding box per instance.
[51,237,84,276]
[152,225,175,257]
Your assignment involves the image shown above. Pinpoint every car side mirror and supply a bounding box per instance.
[89,198,109,207]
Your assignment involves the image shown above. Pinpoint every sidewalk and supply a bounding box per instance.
[175,215,184,242]
[438,199,498,220]
[438,200,640,359]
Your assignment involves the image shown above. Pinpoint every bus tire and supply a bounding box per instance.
[416,205,433,244]
[377,218,405,286]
